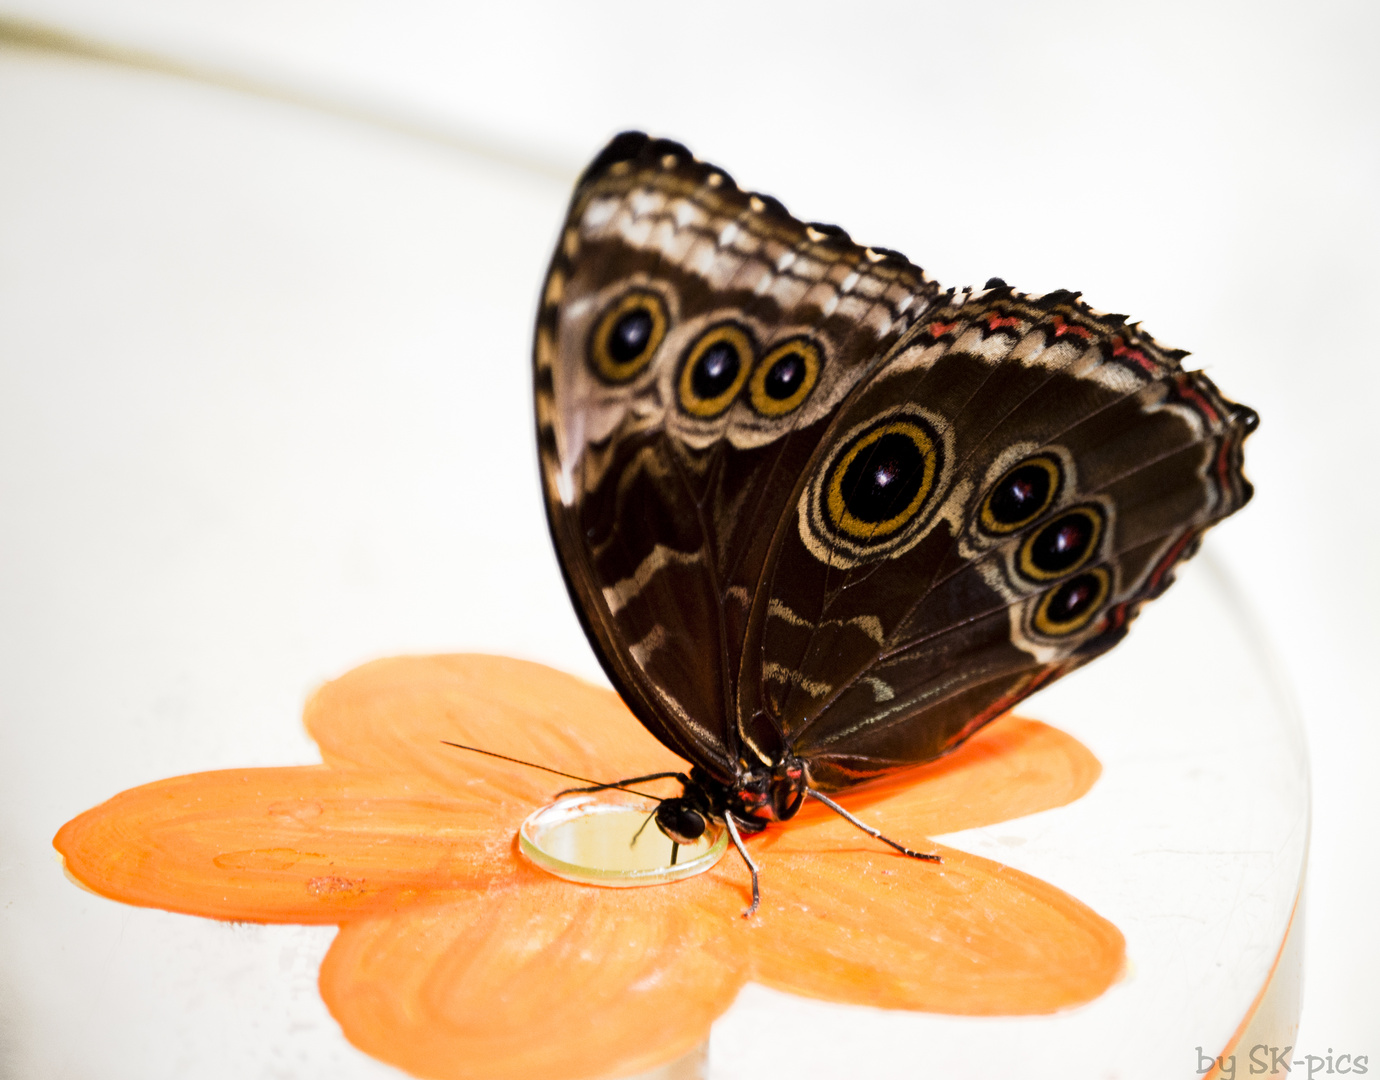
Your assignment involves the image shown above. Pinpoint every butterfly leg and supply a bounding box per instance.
[804,789,942,863]
[722,813,761,918]
[555,771,693,797]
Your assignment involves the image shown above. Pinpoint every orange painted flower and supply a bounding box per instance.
[55,654,1123,1080]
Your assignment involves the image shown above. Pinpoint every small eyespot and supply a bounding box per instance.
[823,418,942,543]
[677,323,754,417]
[1033,567,1110,636]
[588,291,667,383]
[748,338,822,417]
[1017,505,1104,583]
[980,456,1061,535]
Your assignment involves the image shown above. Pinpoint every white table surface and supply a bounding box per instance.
[0,1,1374,1072]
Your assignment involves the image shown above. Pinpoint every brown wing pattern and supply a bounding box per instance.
[535,132,1255,794]
[738,288,1256,789]
[534,133,940,778]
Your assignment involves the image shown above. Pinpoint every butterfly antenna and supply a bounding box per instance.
[804,789,942,863]
[439,741,666,802]
[722,814,761,918]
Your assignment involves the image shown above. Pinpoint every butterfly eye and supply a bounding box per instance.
[823,418,941,543]
[589,291,668,383]
[979,456,1061,535]
[1017,505,1104,582]
[1033,567,1111,635]
[677,323,754,417]
[748,338,822,417]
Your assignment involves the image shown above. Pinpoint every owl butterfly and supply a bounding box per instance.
[534,132,1256,913]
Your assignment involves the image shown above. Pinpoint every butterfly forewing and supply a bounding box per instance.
[535,133,939,782]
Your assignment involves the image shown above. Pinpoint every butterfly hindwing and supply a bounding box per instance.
[741,289,1255,789]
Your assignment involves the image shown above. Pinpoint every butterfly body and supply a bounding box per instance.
[534,133,1255,894]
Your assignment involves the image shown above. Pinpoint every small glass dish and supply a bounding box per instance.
[518,795,728,887]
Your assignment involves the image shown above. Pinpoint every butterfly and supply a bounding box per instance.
[532,132,1256,914]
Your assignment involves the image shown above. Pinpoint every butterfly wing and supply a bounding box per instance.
[536,133,1256,794]
[738,287,1256,789]
[534,133,940,778]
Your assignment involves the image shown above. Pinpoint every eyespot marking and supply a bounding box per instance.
[1017,505,1104,583]
[588,290,668,383]
[980,456,1062,535]
[1033,567,1110,635]
[677,323,754,418]
[749,338,822,417]
[822,418,941,544]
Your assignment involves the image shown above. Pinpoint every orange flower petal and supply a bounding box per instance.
[54,766,514,922]
[321,870,748,1080]
[53,652,1125,1078]
[745,845,1125,1013]
[716,715,1121,1014]
[770,715,1101,848]
[304,655,687,804]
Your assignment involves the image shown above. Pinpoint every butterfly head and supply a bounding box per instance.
[653,798,708,845]
[652,757,810,844]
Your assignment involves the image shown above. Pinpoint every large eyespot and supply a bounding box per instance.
[748,338,822,417]
[677,323,754,417]
[823,417,942,543]
[588,290,668,383]
[980,455,1061,535]
[1017,505,1104,583]
[1033,567,1110,636]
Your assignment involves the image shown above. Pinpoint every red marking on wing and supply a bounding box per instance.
[1146,529,1198,596]
[1109,336,1159,375]
[1172,377,1223,425]
[1214,436,1237,492]
[1050,317,1092,340]
[1100,527,1200,636]
[943,666,1061,751]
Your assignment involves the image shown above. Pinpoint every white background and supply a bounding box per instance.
[0,0,1374,1073]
